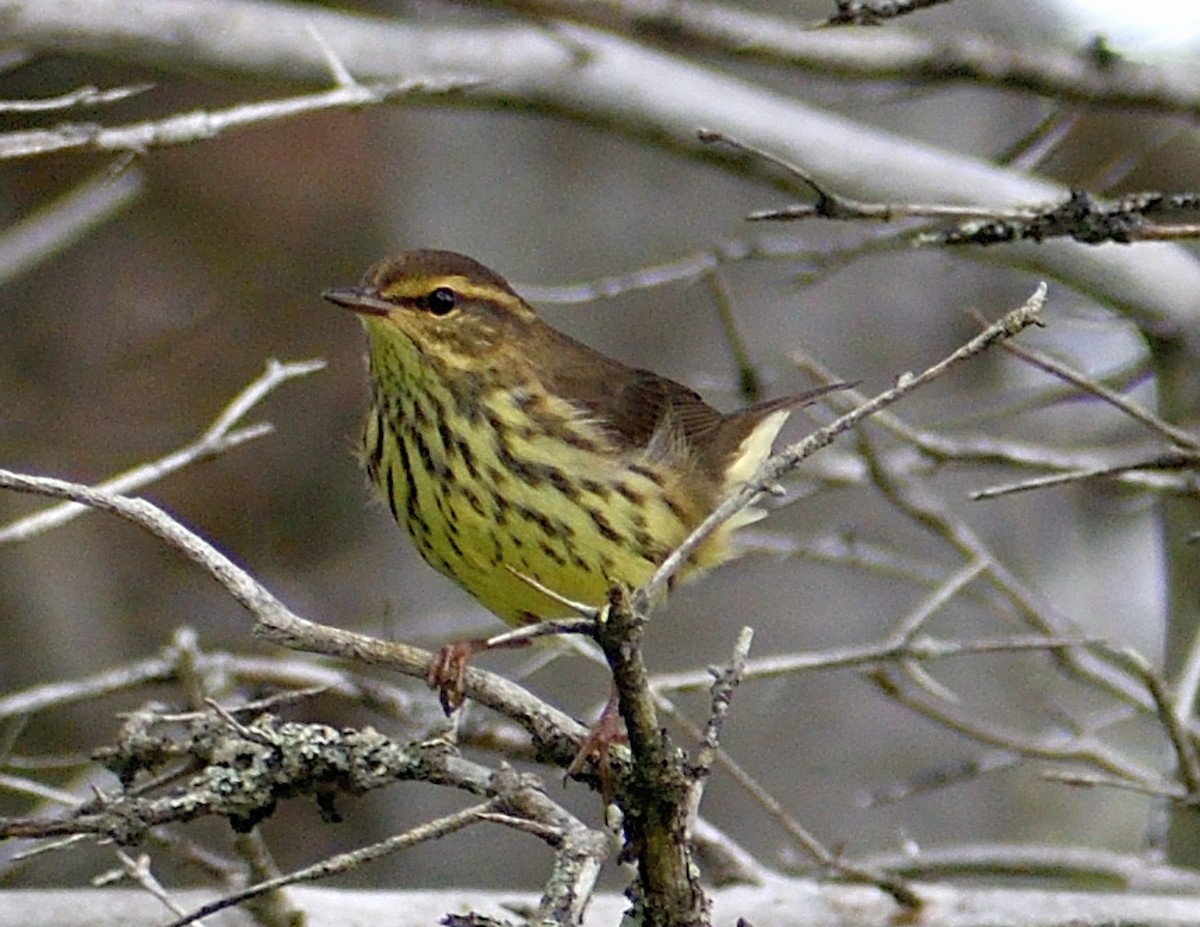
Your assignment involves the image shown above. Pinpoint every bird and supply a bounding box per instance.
[325,249,840,710]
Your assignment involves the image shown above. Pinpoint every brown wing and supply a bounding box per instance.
[535,326,719,442]
[537,324,845,478]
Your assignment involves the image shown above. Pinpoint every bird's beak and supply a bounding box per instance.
[322,286,393,317]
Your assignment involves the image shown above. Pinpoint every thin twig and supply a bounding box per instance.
[106,852,191,920]
[0,166,142,286]
[0,83,153,113]
[1112,649,1200,799]
[0,359,324,544]
[649,633,1094,694]
[989,322,1200,451]
[641,284,1047,604]
[163,802,497,927]
[970,453,1200,501]
[0,77,477,161]
[790,342,1194,495]
[871,665,1168,790]
[680,628,753,868]
[886,559,987,644]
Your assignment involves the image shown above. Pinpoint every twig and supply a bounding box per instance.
[0,359,325,544]
[701,128,1020,226]
[886,559,986,644]
[1043,769,1186,801]
[649,633,1093,694]
[703,269,762,402]
[164,802,497,927]
[790,343,1195,495]
[106,852,191,920]
[870,665,1168,790]
[970,453,1200,501]
[0,471,596,774]
[683,627,752,845]
[1112,649,1200,799]
[990,325,1200,450]
[849,841,1200,891]
[231,829,298,927]
[0,653,178,720]
[853,419,1168,730]
[0,167,142,286]
[640,283,1047,604]
[485,617,596,649]
[0,77,476,161]
[0,773,82,807]
[0,83,153,113]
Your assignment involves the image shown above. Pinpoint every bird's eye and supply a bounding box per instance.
[424,287,457,315]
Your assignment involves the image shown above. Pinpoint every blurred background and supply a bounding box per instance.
[2,0,1199,893]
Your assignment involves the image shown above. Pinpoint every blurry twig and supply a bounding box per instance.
[641,283,1047,602]
[970,453,1198,501]
[0,359,325,545]
[0,83,153,113]
[164,802,497,927]
[483,0,1200,119]
[849,842,1200,891]
[649,632,1094,694]
[871,663,1167,791]
[0,77,476,161]
[0,167,142,285]
[100,851,189,920]
[789,347,1195,495]
[988,315,1200,450]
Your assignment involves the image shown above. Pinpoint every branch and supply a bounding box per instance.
[5,0,1199,371]
[0,359,325,544]
[639,283,1046,602]
[483,0,1200,117]
[0,470,596,777]
[0,166,142,285]
[0,81,153,113]
[0,76,476,160]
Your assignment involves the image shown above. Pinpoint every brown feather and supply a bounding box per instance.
[533,323,843,481]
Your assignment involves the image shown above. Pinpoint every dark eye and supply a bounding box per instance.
[424,287,457,315]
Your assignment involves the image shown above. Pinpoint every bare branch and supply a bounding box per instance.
[0,82,153,113]
[477,0,1200,118]
[649,633,1095,694]
[0,469,595,774]
[0,359,325,545]
[992,332,1200,450]
[0,167,142,285]
[640,284,1047,603]
[165,802,498,927]
[0,77,476,160]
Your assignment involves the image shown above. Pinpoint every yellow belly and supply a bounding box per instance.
[364,388,735,626]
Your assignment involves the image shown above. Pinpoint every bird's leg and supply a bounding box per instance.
[565,682,627,800]
[426,616,540,713]
[427,640,488,714]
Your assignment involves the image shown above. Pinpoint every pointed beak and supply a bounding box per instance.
[322,285,393,317]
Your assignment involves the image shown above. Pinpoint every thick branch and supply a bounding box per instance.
[3,0,1199,369]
